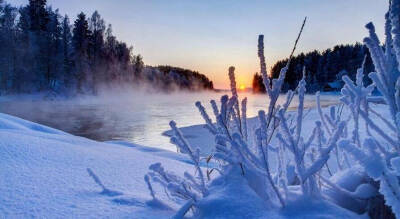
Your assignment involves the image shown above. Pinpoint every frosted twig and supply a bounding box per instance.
[289,17,307,61]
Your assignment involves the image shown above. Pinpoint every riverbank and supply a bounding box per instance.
[0,112,196,218]
[1,102,391,217]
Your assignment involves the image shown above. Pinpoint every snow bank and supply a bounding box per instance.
[0,113,193,218]
[194,166,364,219]
[0,111,367,218]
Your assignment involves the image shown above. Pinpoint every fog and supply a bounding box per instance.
[0,88,339,151]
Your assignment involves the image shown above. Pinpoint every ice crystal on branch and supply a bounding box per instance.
[339,2,400,217]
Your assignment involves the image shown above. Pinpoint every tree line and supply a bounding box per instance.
[0,0,213,96]
[252,43,375,93]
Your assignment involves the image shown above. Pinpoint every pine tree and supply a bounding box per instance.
[27,0,48,32]
[61,15,73,91]
[132,55,144,81]
[88,11,105,93]
[104,24,117,82]
[72,12,91,93]
[44,8,62,91]
[27,0,50,90]
[252,73,265,93]
[0,3,17,93]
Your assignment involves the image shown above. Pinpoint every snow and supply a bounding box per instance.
[0,112,194,218]
[190,166,363,219]
[0,110,366,218]
[322,166,368,213]
[165,102,392,158]
[160,95,394,218]
[2,1,400,217]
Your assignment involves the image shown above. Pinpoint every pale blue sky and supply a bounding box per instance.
[11,0,388,88]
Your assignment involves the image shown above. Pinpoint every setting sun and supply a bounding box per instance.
[239,85,246,91]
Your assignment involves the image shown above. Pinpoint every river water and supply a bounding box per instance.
[0,91,338,151]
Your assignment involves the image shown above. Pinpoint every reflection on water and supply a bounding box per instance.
[0,91,338,151]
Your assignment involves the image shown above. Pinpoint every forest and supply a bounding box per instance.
[253,43,375,93]
[0,0,213,96]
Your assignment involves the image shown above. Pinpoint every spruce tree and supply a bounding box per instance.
[72,12,91,93]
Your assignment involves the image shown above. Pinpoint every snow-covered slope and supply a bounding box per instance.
[0,113,194,218]
[0,112,369,218]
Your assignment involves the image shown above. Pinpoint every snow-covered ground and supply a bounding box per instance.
[1,102,389,218]
[0,113,195,218]
[164,103,390,159]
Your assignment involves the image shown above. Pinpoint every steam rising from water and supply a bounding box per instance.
[0,88,338,151]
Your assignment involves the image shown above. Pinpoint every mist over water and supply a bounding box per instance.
[0,90,338,151]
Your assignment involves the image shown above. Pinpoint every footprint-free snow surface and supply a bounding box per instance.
[0,112,369,218]
[0,113,193,218]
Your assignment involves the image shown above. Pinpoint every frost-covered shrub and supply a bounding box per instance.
[276,70,347,198]
[145,121,209,217]
[337,2,400,217]
[142,3,400,217]
[143,20,359,216]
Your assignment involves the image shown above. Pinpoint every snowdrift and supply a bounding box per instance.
[0,112,367,218]
[0,113,194,218]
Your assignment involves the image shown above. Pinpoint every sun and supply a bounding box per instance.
[239,85,246,91]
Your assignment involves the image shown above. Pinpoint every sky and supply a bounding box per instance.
[11,0,388,89]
